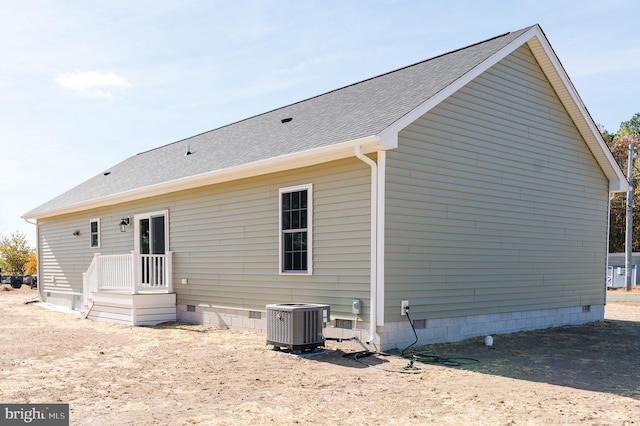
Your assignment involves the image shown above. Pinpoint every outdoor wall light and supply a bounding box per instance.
[119,216,130,232]
[72,230,80,236]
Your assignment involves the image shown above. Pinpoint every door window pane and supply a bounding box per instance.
[151,216,165,254]
[139,218,150,254]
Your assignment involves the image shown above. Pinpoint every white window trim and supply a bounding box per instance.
[90,218,100,248]
[279,183,313,275]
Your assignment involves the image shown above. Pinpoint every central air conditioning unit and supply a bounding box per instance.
[266,303,330,352]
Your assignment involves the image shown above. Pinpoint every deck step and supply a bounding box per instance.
[86,292,176,326]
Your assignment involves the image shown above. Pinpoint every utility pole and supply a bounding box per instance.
[625,137,635,291]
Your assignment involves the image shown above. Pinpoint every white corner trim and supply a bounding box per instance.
[376,151,386,326]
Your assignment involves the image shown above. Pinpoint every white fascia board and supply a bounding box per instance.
[378,24,628,194]
[378,27,542,144]
[524,29,630,193]
[24,135,387,220]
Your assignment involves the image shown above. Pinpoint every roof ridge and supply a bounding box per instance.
[136,27,528,156]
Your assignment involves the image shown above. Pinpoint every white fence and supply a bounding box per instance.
[83,251,173,304]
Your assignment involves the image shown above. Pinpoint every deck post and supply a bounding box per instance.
[166,251,173,293]
[94,253,102,291]
[131,250,140,294]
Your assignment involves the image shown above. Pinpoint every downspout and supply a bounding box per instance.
[354,145,378,345]
[23,218,42,302]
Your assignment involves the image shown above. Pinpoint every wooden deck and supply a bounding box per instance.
[82,251,176,326]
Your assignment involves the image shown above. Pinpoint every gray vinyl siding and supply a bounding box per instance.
[384,45,609,323]
[170,159,371,318]
[37,157,372,319]
[39,212,136,294]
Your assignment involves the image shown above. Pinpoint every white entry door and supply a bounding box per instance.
[134,210,169,287]
[135,210,168,254]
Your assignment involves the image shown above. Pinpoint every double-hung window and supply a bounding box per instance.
[280,184,312,274]
[90,219,100,248]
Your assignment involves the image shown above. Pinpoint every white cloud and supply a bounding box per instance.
[54,70,131,98]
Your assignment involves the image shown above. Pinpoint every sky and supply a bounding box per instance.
[1,0,639,247]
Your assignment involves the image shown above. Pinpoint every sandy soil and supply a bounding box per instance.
[1,285,639,425]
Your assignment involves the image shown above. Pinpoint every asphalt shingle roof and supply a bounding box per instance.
[608,253,640,267]
[25,26,533,217]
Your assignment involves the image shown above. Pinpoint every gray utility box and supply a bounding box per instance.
[266,303,330,352]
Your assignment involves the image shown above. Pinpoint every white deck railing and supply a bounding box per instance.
[83,251,173,304]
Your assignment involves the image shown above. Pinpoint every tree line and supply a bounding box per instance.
[0,232,36,277]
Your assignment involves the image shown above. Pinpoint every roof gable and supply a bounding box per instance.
[24,24,626,219]
[379,25,627,193]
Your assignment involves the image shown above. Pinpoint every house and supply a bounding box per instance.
[23,24,628,351]
[607,253,640,288]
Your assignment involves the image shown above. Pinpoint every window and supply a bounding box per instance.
[280,184,312,274]
[90,219,100,248]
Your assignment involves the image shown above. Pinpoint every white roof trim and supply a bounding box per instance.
[27,25,627,221]
[379,24,629,193]
[24,135,384,220]
[524,28,629,193]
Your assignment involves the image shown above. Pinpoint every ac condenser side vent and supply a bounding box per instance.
[266,303,330,352]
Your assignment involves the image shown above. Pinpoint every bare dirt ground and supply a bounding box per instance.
[1,285,640,425]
